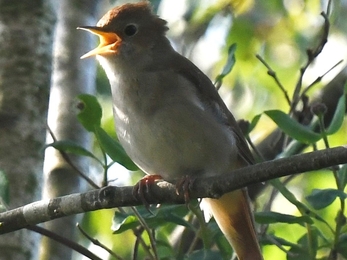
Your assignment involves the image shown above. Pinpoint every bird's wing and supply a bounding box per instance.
[170,53,255,167]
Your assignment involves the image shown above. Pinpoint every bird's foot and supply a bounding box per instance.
[176,175,196,205]
[133,174,163,211]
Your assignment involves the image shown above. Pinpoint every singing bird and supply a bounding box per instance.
[79,2,263,259]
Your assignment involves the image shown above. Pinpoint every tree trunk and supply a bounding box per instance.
[39,0,99,259]
[0,1,55,259]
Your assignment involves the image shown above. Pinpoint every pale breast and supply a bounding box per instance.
[107,69,237,180]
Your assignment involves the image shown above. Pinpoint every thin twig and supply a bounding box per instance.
[46,124,99,189]
[290,11,330,114]
[132,226,151,260]
[188,202,212,250]
[245,135,266,163]
[76,223,124,260]
[27,225,102,260]
[47,125,158,259]
[132,231,140,260]
[263,234,296,257]
[256,54,291,106]
[3,203,102,260]
[300,59,343,98]
[131,206,158,260]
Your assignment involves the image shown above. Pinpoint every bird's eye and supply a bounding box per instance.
[124,24,138,36]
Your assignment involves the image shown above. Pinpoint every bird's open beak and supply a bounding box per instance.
[78,26,122,59]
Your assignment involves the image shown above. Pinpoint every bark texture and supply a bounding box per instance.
[0,1,55,259]
[40,0,99,259]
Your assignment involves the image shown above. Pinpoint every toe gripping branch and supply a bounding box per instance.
[176,175,197,205]
[132,174,197,210]
[133,174,163,210]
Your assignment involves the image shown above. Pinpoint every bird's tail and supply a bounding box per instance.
[203,189,263,260]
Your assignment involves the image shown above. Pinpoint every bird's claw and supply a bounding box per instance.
[176,175,196,205]
[133,174,163,213]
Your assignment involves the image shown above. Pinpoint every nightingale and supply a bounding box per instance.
[79,2,263,259]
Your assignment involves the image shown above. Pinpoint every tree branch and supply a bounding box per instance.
[0,146,346,235]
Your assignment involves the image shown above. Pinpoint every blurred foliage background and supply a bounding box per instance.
[74,0,347,259]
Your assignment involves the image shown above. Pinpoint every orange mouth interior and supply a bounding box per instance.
[78,27,122,59]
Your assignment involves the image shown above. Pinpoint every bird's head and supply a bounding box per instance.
[79,2,169,60]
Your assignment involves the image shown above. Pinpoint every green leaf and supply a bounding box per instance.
[287,228,318,260]
[265,110,321,143]
[94,126,138,171]
[270,179,329,225]
[187,249,223,260]
[255,212,313,225]
[326,94,346,135]
[214,228,233,259]
[155,205,191,227]
[77,94,102,132]
[0,170,9,206]
[338,165,347,190]
[112,211,139,234]
[261,234,297,247]
[247,114,262,134]
[336,233,347,258]
[270,179,303,209]
[214,43,237,85]
[112,205,191,234]
[45,140,99,161]
[306,189,347,210]
[155,240,175,260]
